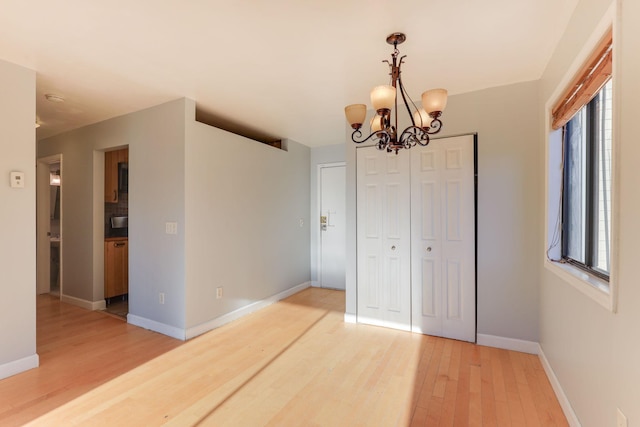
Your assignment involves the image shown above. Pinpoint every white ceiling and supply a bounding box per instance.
[0,0,577,147]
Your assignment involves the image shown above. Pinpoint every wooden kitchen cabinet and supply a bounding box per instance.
[104,239,128,299]
[104,148,129,203]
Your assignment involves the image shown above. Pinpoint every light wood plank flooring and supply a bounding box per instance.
[0,294,182,426]
[4,289,567,426]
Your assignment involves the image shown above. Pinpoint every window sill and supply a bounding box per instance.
[544,260,612,311]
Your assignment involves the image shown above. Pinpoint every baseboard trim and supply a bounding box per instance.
[476,333,539,355]
[61,294,106,311]
[311,281,320,288]
[344,313,356,324]
[538,345,581,427]
[127,314,186,341]
[0,353,39,380]
[185,281,312,340]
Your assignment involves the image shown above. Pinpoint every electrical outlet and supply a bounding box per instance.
[159,293,165,304]
[165,222,178,235]
[216,287,223,299]
[617,408,628,427]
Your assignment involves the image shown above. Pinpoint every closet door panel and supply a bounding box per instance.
[357,147,411,330]
[412,135,476,342]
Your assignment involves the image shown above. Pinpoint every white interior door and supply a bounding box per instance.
[356,147,411,331]
[411,135,476,342]
[320,164,346,290]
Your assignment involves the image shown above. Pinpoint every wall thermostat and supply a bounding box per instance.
[10,171,25,188]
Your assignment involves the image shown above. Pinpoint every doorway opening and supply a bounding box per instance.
[103,147,129,319]
[36,155,63,297]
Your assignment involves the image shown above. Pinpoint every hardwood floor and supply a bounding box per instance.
[0,294,182,426]
[2,289,567,426]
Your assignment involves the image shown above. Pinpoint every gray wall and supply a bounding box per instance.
[345,80,541,342]
[539,0,640,425]
[38,99,187,330]
[184,101,311,330]
[440,81,541,341]
[0,59,37,377]
[309,144,346,286]
[38,97,311,338]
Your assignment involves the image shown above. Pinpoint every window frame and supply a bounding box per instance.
[544,9,617,313]
[561,82,611,282]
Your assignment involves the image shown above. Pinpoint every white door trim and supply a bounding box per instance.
[317,162,346,289]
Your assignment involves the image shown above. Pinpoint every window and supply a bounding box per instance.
[562,79,612,280]
[546,25,614,309]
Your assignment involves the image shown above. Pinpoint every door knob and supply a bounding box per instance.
[426,247,432,252]
[391,245,396,251]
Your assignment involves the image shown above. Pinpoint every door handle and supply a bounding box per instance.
[113,190,117,201]
[391,245,396,251]
[114,242,125,248]
[426,247,432,252]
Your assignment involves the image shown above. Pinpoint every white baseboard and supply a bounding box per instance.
[0,353,39,380]
[185,281,312,340]
[126,282,312,341]
[476,333,539,355]
[344,313,356,324]
[538,345,581,427]
[61,294,106,311]
[477,336,579,425]
[311,281,320,288]
[127,314,186,341]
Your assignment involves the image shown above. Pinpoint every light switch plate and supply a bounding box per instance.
[165,222,178,235]
[10,171,25,188]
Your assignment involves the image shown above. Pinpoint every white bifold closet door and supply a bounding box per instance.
[410,135,475,342]
[356,134,476,342]
[356,149,412,331]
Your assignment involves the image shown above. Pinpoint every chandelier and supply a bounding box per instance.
[344,32,448,154]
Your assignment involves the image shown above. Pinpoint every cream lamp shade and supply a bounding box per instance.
[371,85,396,112]
[421,88,448,114]
[344,104,367,128]
[370,115,384,132]
[413,109,433,129]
